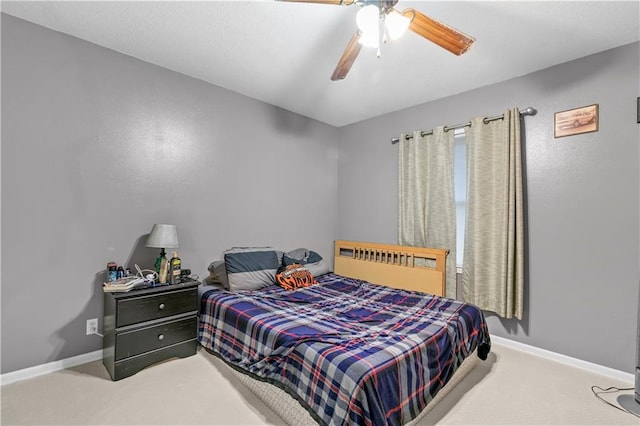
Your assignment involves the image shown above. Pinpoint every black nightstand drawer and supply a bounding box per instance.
[115,316,197,361]
[117,288,197,327]
[112,340,197,381]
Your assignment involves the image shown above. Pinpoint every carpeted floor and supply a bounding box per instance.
[1,342,637,425]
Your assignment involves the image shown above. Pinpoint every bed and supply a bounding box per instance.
[198,241,491,426]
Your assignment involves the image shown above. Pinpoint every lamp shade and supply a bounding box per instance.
[145,224,179,249]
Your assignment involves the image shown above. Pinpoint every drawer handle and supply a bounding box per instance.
[158,303,165,310]
[158,334,164,341]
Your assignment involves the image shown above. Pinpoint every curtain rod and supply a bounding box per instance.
[390,107,537,144]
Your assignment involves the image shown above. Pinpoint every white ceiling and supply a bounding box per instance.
[2,1,639,127]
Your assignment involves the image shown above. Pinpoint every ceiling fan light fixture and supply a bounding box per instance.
[356,4,380,47]
[359,28,379,48]
[385,10,410,40]
[356,4,379,32]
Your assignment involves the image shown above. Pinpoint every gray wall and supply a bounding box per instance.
[2,13,638,376]
[1,14,339,374]
[338,42,640,373]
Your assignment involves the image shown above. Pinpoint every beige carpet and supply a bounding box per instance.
[1,342,637,425]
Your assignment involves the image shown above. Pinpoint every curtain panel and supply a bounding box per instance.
[398,128,457,299]
[462,108,525,319]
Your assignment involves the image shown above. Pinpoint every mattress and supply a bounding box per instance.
[198,273,490,426]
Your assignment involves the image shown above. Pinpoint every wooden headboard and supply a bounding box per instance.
[333,240,448,296]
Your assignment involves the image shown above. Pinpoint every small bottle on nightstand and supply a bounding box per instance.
[157,253,169,284]
[169,251,182,284]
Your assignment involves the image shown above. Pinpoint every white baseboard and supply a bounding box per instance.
[1,338,634,387]
[491,335,634,384]
[0,349,103,386]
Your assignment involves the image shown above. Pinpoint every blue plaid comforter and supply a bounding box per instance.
[198,273,491,426]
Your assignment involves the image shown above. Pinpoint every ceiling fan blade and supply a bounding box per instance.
[401,8,475,56]
[277,0,355,5]
[331,31,363,81]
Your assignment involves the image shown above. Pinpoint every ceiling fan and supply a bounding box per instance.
[279,0,475,81]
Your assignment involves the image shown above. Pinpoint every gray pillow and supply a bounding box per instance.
[224,247,279,291]
[282,248,323,266]
[207,260,229,290]
[305,259,331,277]
[283,248,330,277]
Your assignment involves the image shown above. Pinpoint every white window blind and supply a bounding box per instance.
[453,129,466,268]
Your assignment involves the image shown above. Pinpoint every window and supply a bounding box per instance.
[453,129,466,268]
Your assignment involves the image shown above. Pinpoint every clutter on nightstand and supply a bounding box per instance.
[103,264,157,293]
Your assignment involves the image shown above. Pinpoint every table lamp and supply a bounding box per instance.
[146,224,179,284]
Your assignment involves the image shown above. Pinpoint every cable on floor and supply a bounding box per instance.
[591,385,639,418]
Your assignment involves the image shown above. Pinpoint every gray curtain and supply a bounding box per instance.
[462,108,524,319]
[398,128,457,299]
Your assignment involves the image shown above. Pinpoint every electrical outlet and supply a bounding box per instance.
[86,318,98,335]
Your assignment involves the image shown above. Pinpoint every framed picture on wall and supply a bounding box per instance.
[554,104,599,138]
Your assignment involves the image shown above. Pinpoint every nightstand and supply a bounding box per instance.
[102,280,200,381]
